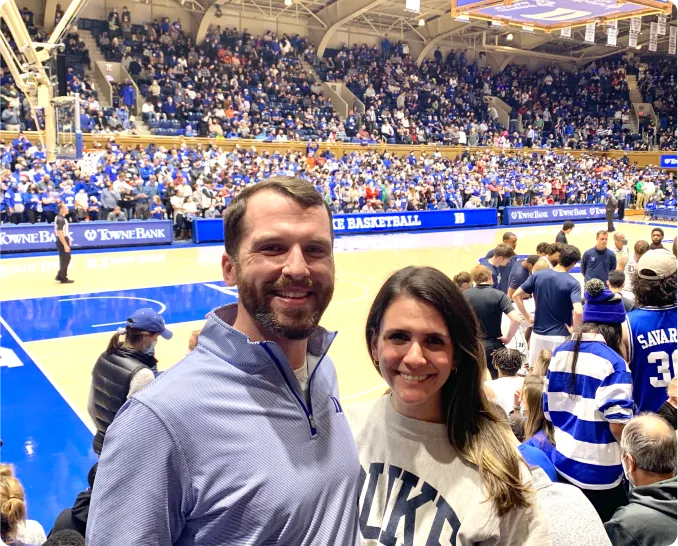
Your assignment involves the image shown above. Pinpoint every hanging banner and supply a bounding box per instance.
[560,27,572,39]
[585,23,596,43]
[606,19,618,29]
[628,31,639,48]
[670,26,677,55]
[607,27,618,47]
[649,35,658,52]
[650,21,658,37]
[658,15,667,35]
[630,16,642,33]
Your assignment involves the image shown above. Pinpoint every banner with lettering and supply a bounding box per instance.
[607,27,617,47]
[192,209,499,243]
[630,16,642,33]
[658,15,667,35]
[502,204,617,225]
[629,32,639,48]
[650,21,659,51]
[670,26,677,55]
[585,23,596,43]
[0,220,173,253]
[560,27,572,39]
[660,154,678,169]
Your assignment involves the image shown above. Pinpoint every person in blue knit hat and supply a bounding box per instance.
[544,278,634,523]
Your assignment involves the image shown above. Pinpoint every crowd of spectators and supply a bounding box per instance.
[0,8,676,149]
[637,57,677,150]
[94,21,339,140]
[322,42,676,151]
[1,135,674,233]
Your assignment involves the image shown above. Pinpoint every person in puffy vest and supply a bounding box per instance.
[88,308,173,455]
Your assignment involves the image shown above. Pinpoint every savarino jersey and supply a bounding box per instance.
[627,305,678,413]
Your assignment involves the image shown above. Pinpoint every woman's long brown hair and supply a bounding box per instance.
[365,266,531,516]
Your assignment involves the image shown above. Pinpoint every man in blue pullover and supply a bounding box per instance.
[581,230,617,283]
[87,176,361,546]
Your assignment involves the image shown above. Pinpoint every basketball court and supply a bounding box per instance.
[0,219,674,528]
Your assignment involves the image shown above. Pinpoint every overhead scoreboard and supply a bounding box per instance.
[451,0,671,32]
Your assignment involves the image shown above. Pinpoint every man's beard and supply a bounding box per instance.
[236,266,334,340]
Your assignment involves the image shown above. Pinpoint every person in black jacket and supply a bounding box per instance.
[464,264,523,379]
[605,414,677,545]
[87,308,173,455]
[605,190,618,233]
[556,221,574,244]
[49,464,97,538]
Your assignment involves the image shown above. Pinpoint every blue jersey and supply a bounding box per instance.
[520,269,581,336]
[627,305,678,413]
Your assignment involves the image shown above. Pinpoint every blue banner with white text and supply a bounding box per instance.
[0,220,173,253]
[660,154,677,169]
[503,204,617,225]
[193,208,498,244]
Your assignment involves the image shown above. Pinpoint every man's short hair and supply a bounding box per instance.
[634,240,650,257]
[562,221,575,231]
[492,348,522,376]
[471,264,493,284]
[536,242,550,254]
[494,243,516,259]
[558,245,582,267]
[525,255,540,266]
[596,230,608,239]
[222,176,333,258]
[43,530,86,546]
[621,414,677,475]
[502,232,516,242]
[652,227,665,238]
[613,232,625,242]
[546,242,565,255]
[608,269,625,289]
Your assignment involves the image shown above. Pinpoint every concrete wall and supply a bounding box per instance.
[17,0,199,35]
[16,0,46,25]
[196,5,310,44]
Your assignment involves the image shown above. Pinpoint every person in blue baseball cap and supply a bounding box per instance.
[87,308,173,456]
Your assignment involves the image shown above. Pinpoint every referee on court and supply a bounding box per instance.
[55,203,74,284]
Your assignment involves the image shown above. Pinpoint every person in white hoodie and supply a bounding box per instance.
[345,266,549,545]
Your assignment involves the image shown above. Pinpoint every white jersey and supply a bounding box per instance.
[538,256,553,269]
[614,244,629,263]
[621,257,637,301]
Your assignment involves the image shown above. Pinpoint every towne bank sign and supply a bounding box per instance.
[503,204,616,225]
[0,220,173,253]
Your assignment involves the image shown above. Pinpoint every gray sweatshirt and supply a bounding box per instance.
[530,467,612,546]
[344,395,551,545]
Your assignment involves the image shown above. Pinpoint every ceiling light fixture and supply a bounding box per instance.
[284,0,292,5]
[506,33,514,41]
[418,18,425,26]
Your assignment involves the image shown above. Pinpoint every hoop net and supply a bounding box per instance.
[76,150,106,176]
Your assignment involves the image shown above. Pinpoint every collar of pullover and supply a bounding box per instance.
[198,303,337,374]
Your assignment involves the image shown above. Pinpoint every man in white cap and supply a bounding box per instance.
[625,250,678,413]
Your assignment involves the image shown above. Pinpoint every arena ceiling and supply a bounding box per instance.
[205,0,675,61]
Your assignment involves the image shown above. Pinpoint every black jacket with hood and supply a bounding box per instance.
[49,489,91,537]
[605,477,677,546]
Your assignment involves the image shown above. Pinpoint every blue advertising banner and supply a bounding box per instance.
[193,208,498,244]
[503,204,616,225]
[475,0,655,25]
[0,220,173,253]
[660,154,678,169]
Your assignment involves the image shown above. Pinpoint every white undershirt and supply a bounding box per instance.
[293,358,309,400]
